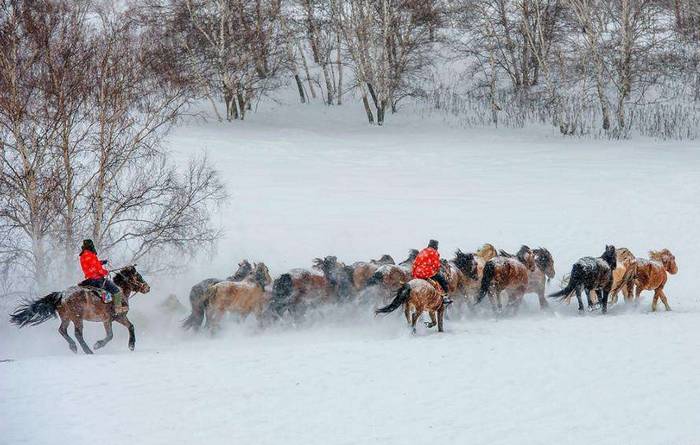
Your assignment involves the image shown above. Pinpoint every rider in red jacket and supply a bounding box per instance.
[79,239,127,314]
[412,239,451,303]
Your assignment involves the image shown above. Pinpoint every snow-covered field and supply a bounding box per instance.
[2,102,700,444]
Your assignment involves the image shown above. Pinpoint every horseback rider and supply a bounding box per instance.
[79,239,127,315]
[412,239,452,304]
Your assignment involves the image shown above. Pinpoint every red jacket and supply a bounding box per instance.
[412,247,441,279]
[80,251,108,280]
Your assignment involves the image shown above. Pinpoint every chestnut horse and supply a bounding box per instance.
[477,246,535,313]
[202,263,273,333]
[499,247,555,309]
[10,266,150,354]
[183,260,254,330]
[549,245,617,313]
[634,249,678,311]
[375,279,445,333]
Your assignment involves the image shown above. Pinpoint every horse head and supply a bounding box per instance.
[650,249,677,274]
[372,254,395,265]
[399,249,419,267]
[602,245,617,270]
[476,243,497,261]
[231,260,253,281]
[516,245,536,271]
[454,249,478,280]
[252,262,272,288]
[115,265,150,296]
[533,247,555,279]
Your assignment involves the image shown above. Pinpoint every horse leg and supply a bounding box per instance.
[623,281,634,303]
[58,317,77,354]
[410,310,420,334]
[115,315,136,351]
[94,321,114,350]
[651,290,660,312]
[425,310,437,328]
[634,286,643,305]
[72,319,93,355]
[657,288,671,311]
[437,306,445,332]
[537,285,549,310]
[575,286,584,312]
[404,303,411,326]
[600,288,609,314]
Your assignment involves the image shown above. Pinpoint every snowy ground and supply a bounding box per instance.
[2,101,700,444]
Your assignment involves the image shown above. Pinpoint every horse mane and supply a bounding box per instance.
[498,249,514,258]
[476,243,497,261]
[648,249,669,262]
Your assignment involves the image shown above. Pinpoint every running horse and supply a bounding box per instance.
[476,246,536,313]
[375,279,446,334]
[10,265,150,354]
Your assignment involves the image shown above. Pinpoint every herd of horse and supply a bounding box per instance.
[181,243,678,334]
[8,244,678,353]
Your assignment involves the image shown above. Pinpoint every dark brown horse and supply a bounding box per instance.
[499,247,555,309]
[477,246,535,313]
[10,266,150,354]
[312,256,354,298]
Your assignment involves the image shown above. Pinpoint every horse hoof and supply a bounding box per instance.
[84,349,94,355]
[129,344,135,351]
[411,328,417,335]
[70,346,78,354]
[93,342,103,350]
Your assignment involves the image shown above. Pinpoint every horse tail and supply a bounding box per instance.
[548,265,580,300]
[366,270,384,287]
[10,292,62,328]
[182,285,214,331]
[477,261,495,303]
[375,283,411,314]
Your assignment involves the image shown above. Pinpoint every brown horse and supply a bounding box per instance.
[477,246,535,313]
[348,254,395,291]
[201,263,273,333]
[375,279,445,333]
[10,266,150,354]
[182,260,254,330]
[499,247,555,309]
[607,248,638,305]
[633,249,678,311]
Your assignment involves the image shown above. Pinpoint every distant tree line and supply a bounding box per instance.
[1,0,698,293]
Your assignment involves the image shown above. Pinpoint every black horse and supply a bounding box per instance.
[549,245,617,313]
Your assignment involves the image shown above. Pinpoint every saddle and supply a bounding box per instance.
[78,281,112,303]
[426,278,444,294]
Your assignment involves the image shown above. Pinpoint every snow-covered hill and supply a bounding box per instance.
[2,102,699,444]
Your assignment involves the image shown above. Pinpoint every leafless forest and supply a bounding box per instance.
[1,0,699,296]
